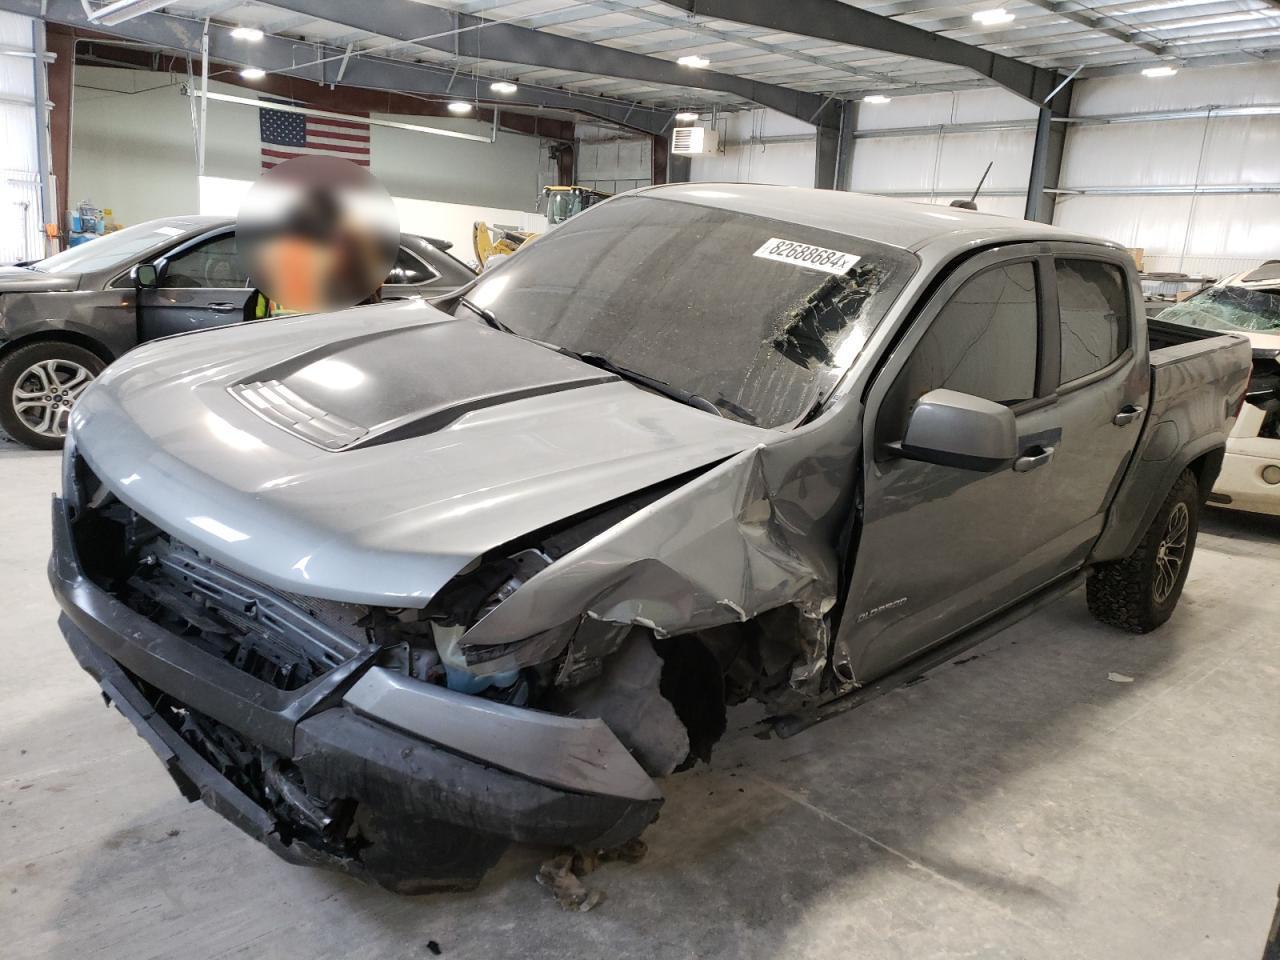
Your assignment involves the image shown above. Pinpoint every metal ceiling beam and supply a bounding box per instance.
[654,0,1066,107]
[260,0,837,126]
[1,0,675,133]
[1020,0,1167,56]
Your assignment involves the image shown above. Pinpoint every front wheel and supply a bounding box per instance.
[0,341,106,450]
[1087,469,1200,633]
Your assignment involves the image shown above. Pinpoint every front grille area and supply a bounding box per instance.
[126,539,370,689]
[71,487,372,690]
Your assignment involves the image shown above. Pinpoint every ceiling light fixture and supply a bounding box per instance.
[675,111,699,122]
[490,80,518,94]
[677,54,710,69]
[86,0,172,27]
[230,26,264,42]
[447,101,473,114]
[1141,65,1178,77]
[239,67,266,80]
[972,8,1015,25]
[863,94,892,104]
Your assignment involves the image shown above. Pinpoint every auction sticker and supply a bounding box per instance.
[753,238,860,275]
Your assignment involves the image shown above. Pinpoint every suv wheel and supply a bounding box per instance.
[1087,469,1200,633]
[0,342,106,450]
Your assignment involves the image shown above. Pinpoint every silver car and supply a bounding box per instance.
[0,216,476,448]
[50,185,1249,894]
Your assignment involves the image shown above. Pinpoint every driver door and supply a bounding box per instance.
[839,248,1069,681]
[138,231,249,341]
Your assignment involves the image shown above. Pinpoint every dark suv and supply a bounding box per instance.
[0,216,476,448]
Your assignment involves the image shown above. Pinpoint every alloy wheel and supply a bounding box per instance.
[11,358,96,439]
[1153,501,1189,604]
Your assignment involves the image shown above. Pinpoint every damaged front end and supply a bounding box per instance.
[51,459,675,893]
[52,424,859,891]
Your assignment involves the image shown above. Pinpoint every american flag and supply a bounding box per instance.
[259,99,370,169]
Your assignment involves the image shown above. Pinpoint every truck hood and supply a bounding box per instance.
[0,266,79,293]
[70,300,771,606]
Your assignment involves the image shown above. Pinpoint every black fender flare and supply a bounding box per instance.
[1090,432,1225,565]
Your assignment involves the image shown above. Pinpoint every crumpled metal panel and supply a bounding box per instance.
[460,444,843,693]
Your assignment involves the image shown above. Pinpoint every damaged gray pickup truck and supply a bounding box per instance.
[50,185,1251,893]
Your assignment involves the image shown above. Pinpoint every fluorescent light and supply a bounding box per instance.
[239,67,266,80]
[1142,65,1178,77]
[447,101,473,114]
[677,54,710,69]
[230,26,264,42]
[675,111,699,122]
[972,8,1015,24]
[862,94,892,104]
[489,80,518,94]
[88,0,172,26]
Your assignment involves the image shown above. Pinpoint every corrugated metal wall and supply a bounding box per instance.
[575,122,652,195]
[689,109,816,187]
[1055,62,1280,277]
[685,62,1279,280]
[0,11,42,263]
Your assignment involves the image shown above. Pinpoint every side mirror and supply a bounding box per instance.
[896,388,1017,472]
[132,263,158,288]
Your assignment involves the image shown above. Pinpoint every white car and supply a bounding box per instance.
[1156,262,1280,515]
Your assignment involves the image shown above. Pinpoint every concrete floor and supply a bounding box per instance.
[3,439,1278,960]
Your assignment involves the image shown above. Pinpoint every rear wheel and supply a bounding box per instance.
[0,341,105,450]
[1087,469,1200,633]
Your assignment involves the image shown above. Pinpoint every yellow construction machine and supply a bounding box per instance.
[473,185,611,269]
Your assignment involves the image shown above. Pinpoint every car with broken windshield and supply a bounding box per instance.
[1152,262,1280,515]
[50,185,1250,893]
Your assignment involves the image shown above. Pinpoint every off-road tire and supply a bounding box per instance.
[0,341,106,450]
[1087,468,1200,633]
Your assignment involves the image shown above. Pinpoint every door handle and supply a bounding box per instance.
[208,301,238,312]
[1113,404,1144,426]
[1013,445,1055,473]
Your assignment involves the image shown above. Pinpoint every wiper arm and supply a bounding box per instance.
[455,295,514,334]
[566,350,722,418]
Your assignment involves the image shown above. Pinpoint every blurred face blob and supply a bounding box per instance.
[237,156,399,313]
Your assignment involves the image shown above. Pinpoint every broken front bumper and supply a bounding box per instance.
[47,497,661,892]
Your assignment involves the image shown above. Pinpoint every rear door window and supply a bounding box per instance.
[1056,259,1129,384]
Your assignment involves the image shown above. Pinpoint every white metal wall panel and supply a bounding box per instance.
[1061,115,1280,189]
[0,10,40,262]
[1054,193,1280,276]
[689,108,817,187]
[1073,62,1280,117]
[1058,65,1280,277]
[850,134,938,193]
[1060,118,1206,188]
[857,88,1038,131]
[850,128,1033,199]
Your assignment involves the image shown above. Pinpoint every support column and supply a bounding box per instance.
[1025,84,1072,223]
[45,28,74,240]
[833,100,858,192]
[813,99,848,190]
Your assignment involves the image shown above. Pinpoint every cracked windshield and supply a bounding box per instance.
[1158,281,1280,334]
[456,194,916,428]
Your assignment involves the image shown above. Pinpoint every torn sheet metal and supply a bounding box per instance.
[459,445,842,694]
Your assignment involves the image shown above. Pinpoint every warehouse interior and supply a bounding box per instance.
[2,2,1279,958]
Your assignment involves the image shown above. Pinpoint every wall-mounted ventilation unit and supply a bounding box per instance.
[671,126,720,156]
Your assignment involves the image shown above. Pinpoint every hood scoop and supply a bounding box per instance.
[229,319,616,451]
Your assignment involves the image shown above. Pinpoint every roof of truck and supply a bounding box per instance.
[636,182,1116,255]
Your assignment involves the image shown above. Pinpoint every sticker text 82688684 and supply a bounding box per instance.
[753,238,860,276]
